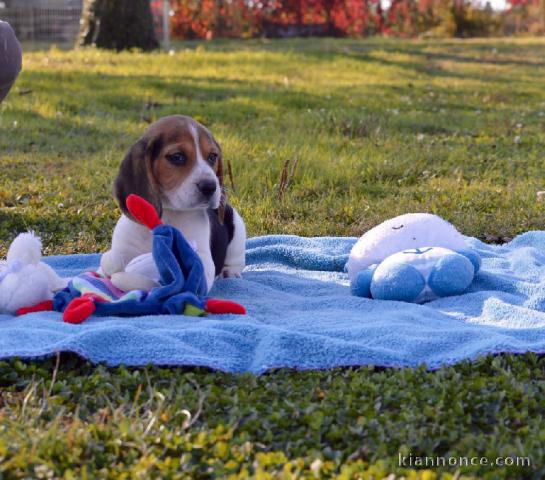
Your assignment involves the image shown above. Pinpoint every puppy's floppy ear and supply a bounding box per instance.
[114,135,164,221]
[216,152,227,224]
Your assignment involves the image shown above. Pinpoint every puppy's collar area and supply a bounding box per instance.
[162,204,218,213]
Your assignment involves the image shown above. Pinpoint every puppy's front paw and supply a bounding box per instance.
[220,267,243,279]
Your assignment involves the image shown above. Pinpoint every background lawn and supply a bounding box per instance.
[0,38,544,478]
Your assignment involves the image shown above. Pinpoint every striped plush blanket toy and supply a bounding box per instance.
[19,195,245,323]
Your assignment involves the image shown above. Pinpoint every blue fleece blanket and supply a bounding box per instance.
[2,233,545,373]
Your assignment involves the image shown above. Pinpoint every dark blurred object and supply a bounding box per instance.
[262,21,331,38]
[79,0,159,51]
[0,20,22,103]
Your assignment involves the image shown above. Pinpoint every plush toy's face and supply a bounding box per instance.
[347,213,468,281]
[347,213,484,303]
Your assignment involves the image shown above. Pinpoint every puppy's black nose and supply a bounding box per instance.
[197,180,217,198]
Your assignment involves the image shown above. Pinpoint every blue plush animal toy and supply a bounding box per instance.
[347,213,481,303]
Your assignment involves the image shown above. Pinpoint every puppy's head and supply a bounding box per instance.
[114,115,225,221]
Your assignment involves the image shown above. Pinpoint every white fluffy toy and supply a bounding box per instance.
[347,213,481,303]
[0,232,67,314]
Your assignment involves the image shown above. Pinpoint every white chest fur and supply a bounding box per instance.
[102,209,216,292]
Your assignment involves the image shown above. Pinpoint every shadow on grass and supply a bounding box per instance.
[15,69,330,115]
[190,37,545,66]
[173,38,545,86]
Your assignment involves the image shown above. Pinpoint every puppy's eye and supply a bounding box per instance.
[167,152,187,165]
[207,153,218,164]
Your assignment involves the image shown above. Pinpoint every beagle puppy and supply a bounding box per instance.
[100,115,246,292]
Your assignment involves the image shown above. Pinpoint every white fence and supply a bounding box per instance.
[0,1,171,47]
[0,5,82,43]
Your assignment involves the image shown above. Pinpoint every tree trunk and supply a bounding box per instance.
[79,0,159,51]
[323,0,335,36]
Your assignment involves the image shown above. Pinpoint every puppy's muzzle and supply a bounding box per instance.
[197,179,217,200]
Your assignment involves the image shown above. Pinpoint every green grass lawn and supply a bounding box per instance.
[1,37,545,478]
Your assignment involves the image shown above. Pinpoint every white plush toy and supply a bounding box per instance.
[0,232,67,314]
[347,213,481,303]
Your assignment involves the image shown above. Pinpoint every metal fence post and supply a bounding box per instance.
[162,0,170,51]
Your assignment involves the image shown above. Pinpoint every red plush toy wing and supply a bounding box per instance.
[16,300,54,316]
[63,296,97,324]
[206,299,246,315]
[126,194,163,230]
